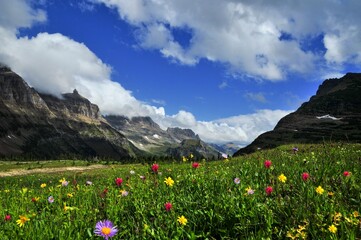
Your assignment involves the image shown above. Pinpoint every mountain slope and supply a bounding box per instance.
[0,66,141,159]
[234,73,361,156]
[104,115,220,159]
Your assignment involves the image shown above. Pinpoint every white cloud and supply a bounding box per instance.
[0,0,293,146]
[92,0,361,80]
[0,0,46,33]
[157,109,292,144]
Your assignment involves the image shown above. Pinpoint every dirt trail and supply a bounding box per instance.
[0,165,108,177]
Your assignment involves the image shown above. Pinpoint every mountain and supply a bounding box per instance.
[209,142,242,156]
[104,115,220,159]
[234,73,361,156]
[0,66,141,160]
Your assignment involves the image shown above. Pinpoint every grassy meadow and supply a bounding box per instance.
[0,143,360,239]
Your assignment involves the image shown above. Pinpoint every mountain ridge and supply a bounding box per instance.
[0,66,220,160]
[234,73,361,156]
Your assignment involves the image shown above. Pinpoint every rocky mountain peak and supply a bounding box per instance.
[166,127,200,142]
[234,73,361,156]
[0,68,49,110]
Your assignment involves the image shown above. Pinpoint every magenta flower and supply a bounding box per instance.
[115,178,123,186]
[302,172,310,181]
[192,162,200,168]
[264,160,272,169]
[343,171,351,177]
[94,220,118,240]
[164,202,172,211]
[265,186,273,196]
[151,163,159,173]
[4,214,11,221]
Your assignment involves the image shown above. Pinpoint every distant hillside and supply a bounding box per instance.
[0,66,219,160]
[104,115,220,159]
[0,66,141,160]
[209,142,242,156]
[234,73,361,156]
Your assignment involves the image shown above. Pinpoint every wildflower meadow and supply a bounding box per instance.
[0,144,360,239]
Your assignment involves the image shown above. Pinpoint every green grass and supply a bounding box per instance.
[0,143,360,239]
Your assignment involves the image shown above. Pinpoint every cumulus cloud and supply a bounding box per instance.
[156,109,292,144]
[0,0,46,33]
[0,0,293,145]
[92,0,361,80]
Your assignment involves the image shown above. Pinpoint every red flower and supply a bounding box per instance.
[264,160,272,169]
[265,186,273,196]
[151,163,159,173]
[4,215,11,221]
[302,172,310,181]
[115,178,123,186]
[164,202,172,211]
[343,171,351,177]
[192,162,200,168]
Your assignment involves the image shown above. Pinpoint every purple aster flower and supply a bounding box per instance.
[94,220,118,240]
[48,196,54,203]
[233,178,240,184]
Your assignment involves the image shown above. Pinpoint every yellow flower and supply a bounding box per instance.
[297,224,306,233]
[315,186,324,195]
[333,212,342,223]
[67,193,74,198]
[177,215,188,225]
[182,156,188,162]
[327,191,334,197]
[164,177,174,187]
[40,183,47,188]
[328,224,337,234]
[63,203,78,212]
[16,215,30,227]
[278,174,287,183]
[353,211,359,218]
[286,231,296,239]
[190,153,194,159]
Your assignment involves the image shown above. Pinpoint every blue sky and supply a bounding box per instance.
[1,0,361,145]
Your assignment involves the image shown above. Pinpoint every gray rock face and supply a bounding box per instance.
[0,68,49,110]
[0,68,141,159]
[105,115,220,159]
[166,127,200,143]
[234,73,361,156]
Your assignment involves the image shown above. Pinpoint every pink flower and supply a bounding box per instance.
[164,202,172,212]
[302,172,310,181]
[233,178,241,184]
[115,178,123,186]
[343,171,351,177]
[151,163,159,173]
[192,162,200,169]
[265,186,273,196]
[4,214,11,221]
[264,160,272,169]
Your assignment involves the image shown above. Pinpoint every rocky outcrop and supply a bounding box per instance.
[104,115,220,159]
[0,67,141,160]
[166,127,200,142]
[234,73,361,156]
